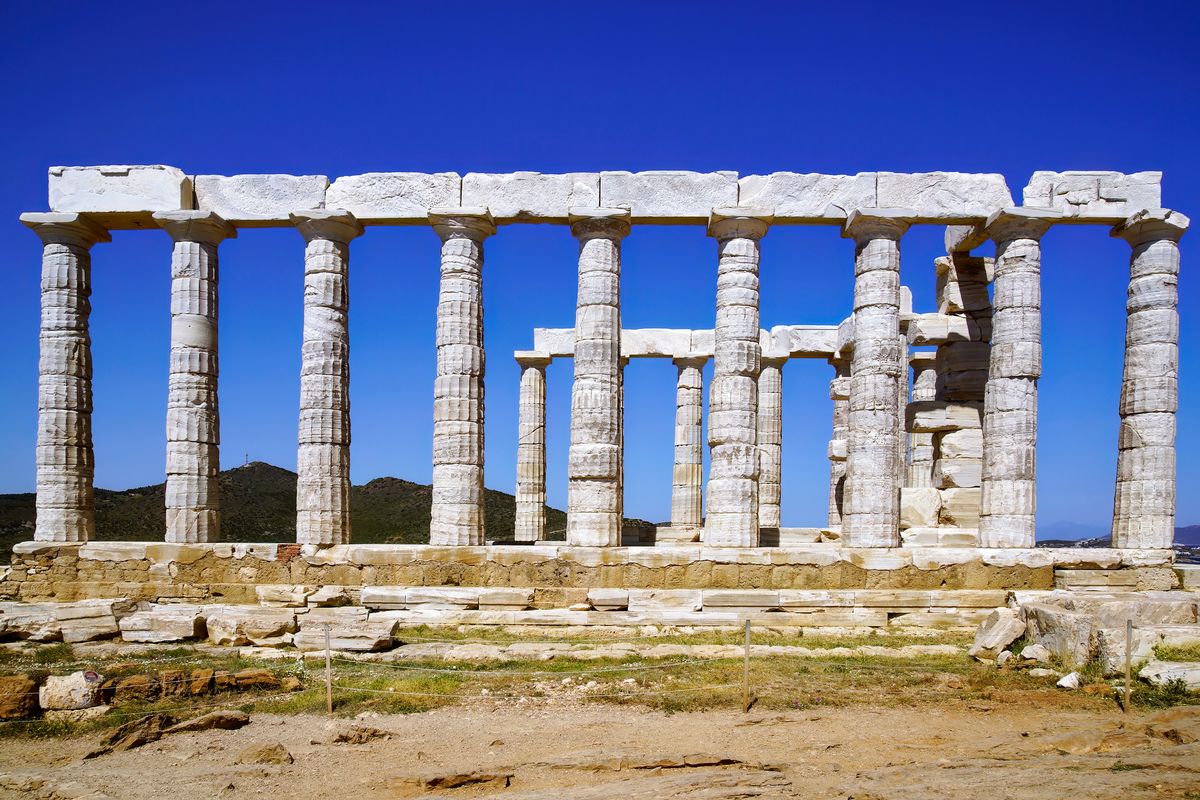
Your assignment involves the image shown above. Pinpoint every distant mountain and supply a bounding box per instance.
[0,462,653,559]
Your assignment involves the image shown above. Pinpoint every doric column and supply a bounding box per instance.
[154,211,236,543]
[979,208,1054,548]
[429,209,496,546]
[841,209,910,547]
[671,356,706,530]
[907,352,938,487]
[21,213,109,542]
[705,209,771,547]
[566,209,630,546]
[514,352,551,542]
[757,356,786,530]
[1110,209,1189,549]
[827,361,850,529]
[291,210,363,546]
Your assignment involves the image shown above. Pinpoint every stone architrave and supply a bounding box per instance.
[705,209,771,547]
[566,208,630,546]
[291,210,363,546]
[757,356,786,530]
[154,211,236,543]
[21,213,110,542]
[908,353,937,487]
[827,361,850,529]
[514,352,551,542]
[671,357,707,530]
[841,209,911,547]
[979,208,1056,548]
[429,209,496,546]
[1110,209,1189,548]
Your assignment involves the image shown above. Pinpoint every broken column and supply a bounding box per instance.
[980,209,1054,548]
[567,208,630,546]
[705,209,771,547]
[291,210,363,546]
[907,352,937,487]
[841,209,910,547]
[670,356,706,532]
[827,361,850,529]
[1110,209,1189,549]
[429,209,496,546]
[154,211,236,543]
[514,352,551,542]
[757,356,785,530]
[21,213,110,542]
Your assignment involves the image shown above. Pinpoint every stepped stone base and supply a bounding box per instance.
[0,542,1177,607]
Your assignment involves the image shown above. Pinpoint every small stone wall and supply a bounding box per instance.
[0,542,1177,605]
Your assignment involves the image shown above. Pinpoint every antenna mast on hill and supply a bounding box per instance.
[244,452,249,466]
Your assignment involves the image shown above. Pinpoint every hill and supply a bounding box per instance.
[0,462,662,558]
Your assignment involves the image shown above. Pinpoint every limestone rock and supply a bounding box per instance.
[1056,671,1082,690]
[0,603,61,642]
[193,174,327,225]
[163,710,250,734]
[293,609,396,652]
[1020,643,1052,664]
[1024,603,1095,668]
[39,670,104,711]
[205,607,296,647]
[967,608,1025,659]
[118,605,205,643]
[462,172,599,221]
[1139,660,1200,689]
[0,675,41,719]
[324,172,460,223]
[55,600,133,643]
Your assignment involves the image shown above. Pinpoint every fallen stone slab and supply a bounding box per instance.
[293,610,396,652]
[1139,660,1200,690]
[118,604,205,643]
[86,713,174,758]
[163,710,250,734]
[55,599,134,644]
[0,602,62,642]
[256,585,316,607]
[967,608,1025,660]
[205,607,296,647]
[1024,603,1095,668]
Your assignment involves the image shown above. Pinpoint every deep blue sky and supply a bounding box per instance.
[1,2,1197,536]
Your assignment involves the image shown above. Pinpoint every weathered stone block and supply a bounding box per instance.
[194,174,327,225]
[967,607,1025,659]
[900,487,941,530]
[54,599,133,643]
[599,171,737,222]
[0,602,61,642]
[205,607,296,647]
[118,604,205,643]
[701,590,780,609]
[736,172,875,221]
[359,586,407,610]
[49,165,191,226]
[404,587,480,609]
[627,589,703,612]
[293,608,395,652]
[876,172,1012,220]
[1022,171,1162,221]
[324,172,461,223]
[461,172,599,221]
[39,670,104,711]
[587,588,629,610]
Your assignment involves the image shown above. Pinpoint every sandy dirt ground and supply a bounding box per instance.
[1,701,1198,799]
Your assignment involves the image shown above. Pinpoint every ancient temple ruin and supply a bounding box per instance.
[4,167,1191,634]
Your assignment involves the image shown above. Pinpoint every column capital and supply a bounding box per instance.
[984,207,1060,244]
[514,350,552,368]
[760,355,788,370]
[1111,208,1190,247]
[429,207,496,242]
[842,208,913,242]
[569,207,631,240]
[291,209,364,244]
[707,207,772,240]
[909,351,937,371]
[20,212,110,247]
[154,211,237,244]
[672,355,708,370]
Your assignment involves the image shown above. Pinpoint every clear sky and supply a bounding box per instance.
[0,1,1197,536]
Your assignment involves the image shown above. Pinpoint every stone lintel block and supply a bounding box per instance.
[1022,170,1162,222]
[324,172,461,224]
[766,325,839,359]
[701,589,781,609]
[49,165,192,229]
[907,401,982,432]
[906,313,991,346]
[945,223,990,254]
[514,350,553,367]
[622,328,694,359]
[462,172,599,222]
[193,174,327,226]
[737,172,876,222]
[599,171,738,223]
[876,172,1013,222]
[836,317,855,357]
[532,328,576,358]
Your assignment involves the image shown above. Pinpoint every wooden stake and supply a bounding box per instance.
[742,619,751,713]
[324,622,334,715]
[1123,618,1133,713]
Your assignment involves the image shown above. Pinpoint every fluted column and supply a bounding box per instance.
[429,209,496,546]
[827,362,850,529]
[154,211,236,543]
[291,210,363,546]
[979,209,1053,548]
[671,356,706,529]
[514,352,551,542]
[907,353,938,487]
[567,208,630,546]
[841,209,910,547]
[757,357,785,530]
[705,209,771,547]
[21,213,109,542]
[1110,209,1189,549]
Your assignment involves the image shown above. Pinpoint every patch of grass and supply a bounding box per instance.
[1153,643,1200,662]
[1132,677,1198,709]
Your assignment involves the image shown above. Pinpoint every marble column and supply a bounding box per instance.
[154,211,236,543]
[21,213,109,542]
[1110,209,1189,549]
[291,210,363,546]
[841,209,910,547]
[827,362,850,529]
[979,209,1053,548]
[514,352,551,542]
[704,209,771,547]
[757,357,786,530]
[567,209,630,546]
[429,209,496,546]
[671,356,706,530]
[907,352,938,487]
